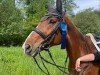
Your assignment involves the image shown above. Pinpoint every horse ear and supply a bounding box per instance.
[56,0,62,15]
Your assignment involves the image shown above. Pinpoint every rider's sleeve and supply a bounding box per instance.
[94,52,100,62]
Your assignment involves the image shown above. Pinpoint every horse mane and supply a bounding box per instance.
[62,14,100,75]
[63,14,96,56]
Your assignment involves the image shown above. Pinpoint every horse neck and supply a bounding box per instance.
[63,15,97,74]
[64,15,87,61]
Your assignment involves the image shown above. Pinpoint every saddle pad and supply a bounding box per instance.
[86,33,100,52]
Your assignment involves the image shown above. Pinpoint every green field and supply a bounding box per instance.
[0,46,68,75]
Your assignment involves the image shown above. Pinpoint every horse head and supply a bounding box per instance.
[22,0,65,57]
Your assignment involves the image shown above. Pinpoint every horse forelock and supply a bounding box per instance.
[41,9,63,22]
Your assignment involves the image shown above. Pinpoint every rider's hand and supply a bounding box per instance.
[75,58,81,72]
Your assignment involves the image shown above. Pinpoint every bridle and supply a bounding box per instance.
[33,13,62,53]
[32,13,70,75]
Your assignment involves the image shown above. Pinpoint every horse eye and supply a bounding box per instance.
[49,19,56,24]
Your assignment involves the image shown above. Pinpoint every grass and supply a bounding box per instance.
[0,45,69,75]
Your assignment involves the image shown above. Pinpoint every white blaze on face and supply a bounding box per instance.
[22,30,44,56]
[22,31,34,51]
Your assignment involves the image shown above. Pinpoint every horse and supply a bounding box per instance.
[22,0,100,75]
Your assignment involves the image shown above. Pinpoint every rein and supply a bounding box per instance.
[33,50,69,75]
[33,27,69,74]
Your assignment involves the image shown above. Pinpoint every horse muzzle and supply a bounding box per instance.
[24,44,32,55]
[22,44,40,57]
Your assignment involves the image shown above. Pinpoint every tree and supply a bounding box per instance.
[73,9,100,34]
[94,9,100,20]
[18,0,48,24]
[19,0,77,23]
[0,0,24,46]
[63,0,77,16]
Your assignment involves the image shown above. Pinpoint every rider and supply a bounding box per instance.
[75,52,100,72]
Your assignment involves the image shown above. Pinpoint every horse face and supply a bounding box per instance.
[22,16,61,57]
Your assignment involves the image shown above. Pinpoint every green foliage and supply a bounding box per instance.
[0,0,25,46]
[0,46,68,75]
[73,9,100,34]
[23,0,48,23]
[94,10,100,24]
[0,33,24,46]
[21,0,77,24]
[63,0,77,15]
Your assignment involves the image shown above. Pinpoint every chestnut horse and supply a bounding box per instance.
[22,0,100,75]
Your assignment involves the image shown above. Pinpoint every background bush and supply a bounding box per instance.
[0,0,36,46]
[73,9,100,34]
[0,33,24,46]
[0,0,100,46]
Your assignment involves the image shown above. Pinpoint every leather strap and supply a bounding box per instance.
[33,28,47,39]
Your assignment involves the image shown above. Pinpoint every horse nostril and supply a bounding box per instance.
[25,44,30,50]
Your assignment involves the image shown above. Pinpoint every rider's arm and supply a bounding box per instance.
[75,54,95,71]
[75,52,100,72]
[77,54,95,62]
[76,52,100,62]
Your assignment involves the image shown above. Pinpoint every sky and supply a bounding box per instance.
[74,0,100,14]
